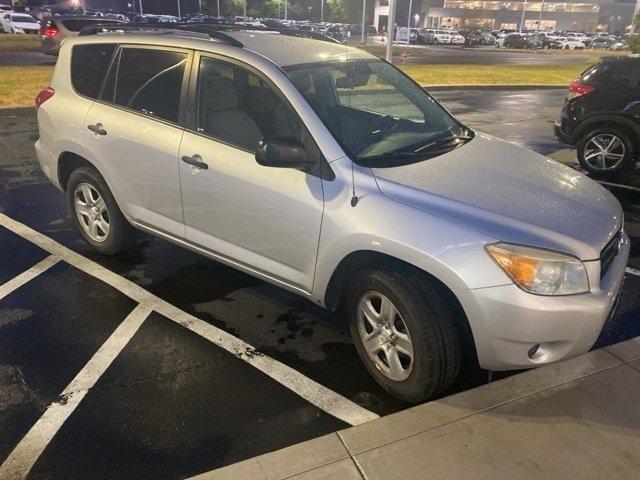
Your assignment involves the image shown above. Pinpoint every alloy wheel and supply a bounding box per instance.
[583,134,626,171]
[74,183,110,242]
[357,291,414,381]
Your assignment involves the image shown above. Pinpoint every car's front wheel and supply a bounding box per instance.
[346,268,461,403]
[67,166,136,255]
[577,128,636,177]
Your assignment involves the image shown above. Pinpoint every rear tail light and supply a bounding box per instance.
[567,80,595,100]
[35,87,55,110]
[43,25,58,37]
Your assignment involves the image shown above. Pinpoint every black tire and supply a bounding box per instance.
[66,166,136,255]
[577,127,636,178]
[346,268,461,403]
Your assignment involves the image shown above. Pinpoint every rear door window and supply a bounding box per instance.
[71,43,117,100]
[110,48,188,124]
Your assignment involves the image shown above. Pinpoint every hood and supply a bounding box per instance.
[372,133,623,260]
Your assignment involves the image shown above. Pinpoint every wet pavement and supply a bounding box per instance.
[0,89,639,478]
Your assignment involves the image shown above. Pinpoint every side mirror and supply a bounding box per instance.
[255,138,312,170]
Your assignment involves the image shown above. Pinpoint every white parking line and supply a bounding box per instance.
[0,303,152,480]
[0,213,379,427]
[627,267,640,277]
[0,255,59,301]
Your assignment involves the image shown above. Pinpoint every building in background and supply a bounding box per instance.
[374,0,425,32]
[419,0,634,33]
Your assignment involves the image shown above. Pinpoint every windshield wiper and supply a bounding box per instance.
[412,133,472,153]
[356,132,472,163]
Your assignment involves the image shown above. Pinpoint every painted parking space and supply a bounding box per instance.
[0,260,137,463]
[26,311,348,480]
[1,91,640,478]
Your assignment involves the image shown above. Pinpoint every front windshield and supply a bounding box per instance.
[283,58,469,164]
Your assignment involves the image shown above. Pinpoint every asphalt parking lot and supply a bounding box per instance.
[1,89,639,479]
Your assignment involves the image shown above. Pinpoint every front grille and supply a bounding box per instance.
[600,230,621,278]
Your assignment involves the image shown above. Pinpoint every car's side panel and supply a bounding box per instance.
[311,157,507,307]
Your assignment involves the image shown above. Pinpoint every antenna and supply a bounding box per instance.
[350,161,358,207]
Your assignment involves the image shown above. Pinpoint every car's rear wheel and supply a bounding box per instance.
[66,166,135,255]
[577,128,636,177]
[346,268,461,403]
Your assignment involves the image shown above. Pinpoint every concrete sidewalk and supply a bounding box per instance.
[193,336,640,480]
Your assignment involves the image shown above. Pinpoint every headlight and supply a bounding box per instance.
[485,243,589,296]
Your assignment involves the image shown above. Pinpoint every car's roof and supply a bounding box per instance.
[72,28,374,67]
[224,30,371,66]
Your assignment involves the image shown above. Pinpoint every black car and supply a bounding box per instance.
[503,33,531,49]
[555,56,640,177]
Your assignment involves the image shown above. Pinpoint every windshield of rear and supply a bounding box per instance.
[11,14,36,22]
[283,58,468,164]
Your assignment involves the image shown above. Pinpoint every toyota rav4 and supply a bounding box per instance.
[35,26,629,402]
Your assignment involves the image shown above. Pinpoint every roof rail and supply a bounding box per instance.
[78,23,244,48]
[177,23,342,45]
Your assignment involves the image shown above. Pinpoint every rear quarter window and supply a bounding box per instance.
[71,44,117,99]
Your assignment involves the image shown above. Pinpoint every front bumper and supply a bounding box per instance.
[456,233,630,371]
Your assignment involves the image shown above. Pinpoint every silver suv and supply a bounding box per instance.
[35,27,629,402]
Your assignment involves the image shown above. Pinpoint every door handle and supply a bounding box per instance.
[87,123,107,136]
[181,154,208,170]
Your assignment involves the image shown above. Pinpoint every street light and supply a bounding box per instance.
[321,0,324,23]
[385,0,397,62]
[361,0,366,43]
[176,0,181,18]
[407,0,413,28]
[285,0,288,20]
[139,0,143,15]
[519,0,527,33]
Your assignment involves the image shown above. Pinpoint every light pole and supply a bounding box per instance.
[285,0,288,20]
[320,0,324,22]
[198,0,202,14]
[243,0,247,21]
[632,0,640,33]
[407,0,413,28]
[139,0,143,15]
[361,0,366,43]
[519,0,527,33]
[385,0,397,62]
[176,0,181,18]
[217,0,221,17]
[537,0,544,31]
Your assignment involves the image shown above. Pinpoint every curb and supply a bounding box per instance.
[423,84,567,91]
[191,335,640,479]
[0,106,35,116]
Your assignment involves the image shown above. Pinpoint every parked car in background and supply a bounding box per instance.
[502,33,530,49]
[41,16,126,56]
[417,28,435,44]
[589,36,625,50]
[36,27,629,402]
[551,35,585,49]
[528,31,559,49]
[555,56,640,177]
[0,5,13,13]
[131,14,179,24]
[1,13,40,34]
[449,31,465,45]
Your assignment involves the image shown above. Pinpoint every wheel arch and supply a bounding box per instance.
[57,151,97,191]
[322,250,478,364]
[574,115,640,151]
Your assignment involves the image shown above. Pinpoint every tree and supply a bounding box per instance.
[327,0,361,23]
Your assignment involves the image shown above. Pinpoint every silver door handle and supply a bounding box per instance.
[87,123,107,136]
[181,154,208,170]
